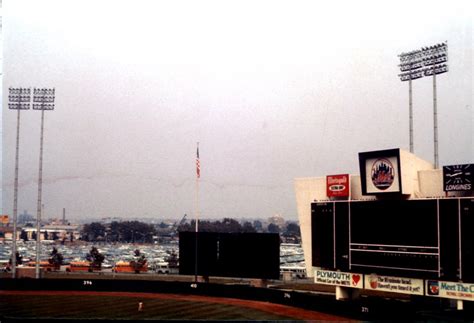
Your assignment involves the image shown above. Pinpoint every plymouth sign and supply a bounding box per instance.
[314,269,363,288]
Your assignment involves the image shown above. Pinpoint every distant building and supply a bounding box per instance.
[0,227,15,241]
[100,217,123,224]
[42,224,80,240]
[18,210,35,225]
[267,213,286,229]
[23,224,80,241]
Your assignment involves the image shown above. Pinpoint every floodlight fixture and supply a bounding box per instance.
[8,87,31,110]
[33,88,55,110]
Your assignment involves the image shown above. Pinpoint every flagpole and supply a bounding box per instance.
[195,142,200,233]
[194,142,200,283]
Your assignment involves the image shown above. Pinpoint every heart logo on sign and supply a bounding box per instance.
[352,274,361,286]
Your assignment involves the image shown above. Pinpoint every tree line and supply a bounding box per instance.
[178,218,300,236]
[177,218,256,233]
[82,221,156,243]
[81,219,300,243]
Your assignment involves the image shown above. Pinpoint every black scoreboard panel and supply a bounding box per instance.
[311,203,334,269]
[179,232,218,276]
[219,233,280,279]
[350,199,438,247]
[311,198,472,282]
[179,232,280,279]
[335,202,350,271]
[461,199,474,282]
[439,198,459,281]
[311,202,349,271]
[350,199,439,279]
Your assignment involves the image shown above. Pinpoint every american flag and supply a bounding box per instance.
[196,145,200,179]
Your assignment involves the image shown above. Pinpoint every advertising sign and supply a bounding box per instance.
[443,164,473,192]
[359,149,402,195]
[365,156,400,193]
[426,280,474,301]
[326,174,350,198]
[364,274,423,295]
[0,215,8,224]
[314,269,363,288]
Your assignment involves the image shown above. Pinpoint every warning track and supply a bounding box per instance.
[0,290,354,321]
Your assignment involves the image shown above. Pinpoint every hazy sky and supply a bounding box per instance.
[2,0,473,221]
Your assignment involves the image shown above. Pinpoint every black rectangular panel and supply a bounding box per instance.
[439,198,459,280]
[219,233,280,279]
[461,199,474,283]
[349,199,439,279]
[179,232,280,279]
[311,202,334,268]
[179,232,218,276]
[351,199,438,246]
[351,248,439,278]
[335,201,349,271]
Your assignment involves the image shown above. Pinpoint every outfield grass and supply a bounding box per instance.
[0,294,295,321]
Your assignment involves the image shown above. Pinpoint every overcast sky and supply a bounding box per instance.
[2,0,473,221]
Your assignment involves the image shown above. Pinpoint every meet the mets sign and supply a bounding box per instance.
[426,280,474,301]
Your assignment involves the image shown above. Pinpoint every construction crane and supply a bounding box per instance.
[170,214,187,237]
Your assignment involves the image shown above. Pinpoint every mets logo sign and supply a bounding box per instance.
[371,158,395,190]
[427,280,439,296]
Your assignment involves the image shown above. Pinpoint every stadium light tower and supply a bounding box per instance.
[33,88,55,279]
[422,42,448,169]
[398,49,423,153]
[8,87,31,278]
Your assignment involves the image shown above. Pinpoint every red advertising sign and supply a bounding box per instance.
[326,174,350,198]
[0,215,9,224]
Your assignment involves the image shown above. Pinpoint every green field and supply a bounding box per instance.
[0,294,296,321]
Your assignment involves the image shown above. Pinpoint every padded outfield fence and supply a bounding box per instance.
[2,277,473,321]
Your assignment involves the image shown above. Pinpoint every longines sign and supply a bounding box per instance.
[443,164,473,192]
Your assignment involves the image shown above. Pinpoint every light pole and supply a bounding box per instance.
[33,88,55,279]
[8,87,31,278]
[422,42,448,169]
[398,50,423,153]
